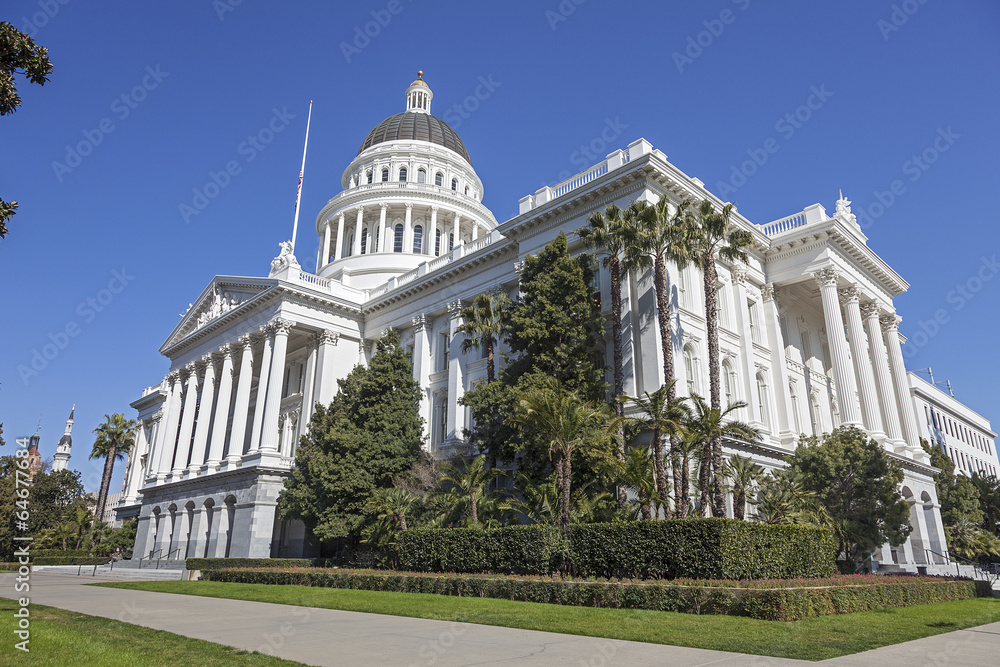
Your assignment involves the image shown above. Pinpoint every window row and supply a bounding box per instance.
[337,224,461,257]
[358,166,472,196]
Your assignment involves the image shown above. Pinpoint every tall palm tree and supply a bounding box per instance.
[624,380,689,517]
[90,413,136,527]
[626,197,692,511]
[601,444,661,520]
[71,504,93,550]
[683,395,760,517]
[512,378,608,529]
[579,203,638,508]
[684,199,755,517]
[457,291,510,383]
[438,453,505,526]
[725,454,766,520]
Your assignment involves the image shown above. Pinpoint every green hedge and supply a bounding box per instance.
[32,556,108,566]
[186,558,312,571]
[398,519,835,580]
[201,568,990,621]
[399,525,565,575]
[33,549,90,558]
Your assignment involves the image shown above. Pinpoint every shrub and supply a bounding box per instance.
[200,568,990,620]
[32,556,107,565]
[185,558,312,571]
[398,525,565,574]
[33,549,90,557]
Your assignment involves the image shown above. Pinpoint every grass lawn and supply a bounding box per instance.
[0,597,306,667]
[95,580,1000,661]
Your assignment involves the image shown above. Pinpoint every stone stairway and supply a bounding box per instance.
[32,563,188,581]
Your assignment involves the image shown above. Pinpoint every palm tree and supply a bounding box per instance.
[579,203,639,508]
[624,380,689,517]
[683,395,760,517]
[673,431,704,518]
[626,197,692,510]
[602,444,660,520]
[754,469,827,526]
[367,486,417,531]
[71,504,94,550]
[685,199,755,517]
[90,413,136,527]
[438,454,505,526]
[945,516,1000,560]
[512,378,609,529]
[457,291,510,383]
[725,454,766,520]
[502,471,560,526]
[51,522,75,551]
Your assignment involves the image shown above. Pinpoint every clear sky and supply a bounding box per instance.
[3,0,999,492]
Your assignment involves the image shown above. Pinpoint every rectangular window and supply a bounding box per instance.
[439,332,450,372]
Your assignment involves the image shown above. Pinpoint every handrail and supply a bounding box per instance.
[157,548,182,569]
[75,557,109,577]
[139,548,163,569]
[925,547,995,583]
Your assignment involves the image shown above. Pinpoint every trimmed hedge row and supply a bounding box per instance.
[186,558,312,571]
[33,549,90,557]
[200,567,991,621]
[398,519,836,580]
[397,525,564,575]
[32,556,108,565]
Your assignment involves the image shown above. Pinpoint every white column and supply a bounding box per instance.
[379,203,389,252]
[761,283,795,445]
[429,207,438,255]
[412,315,433,447]
[864,304,904,446]
[227,335,255,465]
[299,334,318,436]
[187,355,216,474]
[812,268,863,427]
[206,345,234,472]
[334,212,345,261]
[403,203,413,253]
[321,221,332,268]
[452,212,461,248]
[842,289,886,440]
[142,414,161,480]
[313,330,339,406]
[155,373,183,480]
[882,314,922,458]
[446,302,465,444]
[122,420,147,503]
[259,319,292,453]
[248,327,274,454]
[353,206,363,257]
[172,365,200,477]
[472,222,479,241]
[732,268,763,426]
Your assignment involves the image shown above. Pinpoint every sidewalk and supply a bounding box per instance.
[2,573,997,666]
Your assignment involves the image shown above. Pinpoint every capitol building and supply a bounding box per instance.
[118,73,988,571]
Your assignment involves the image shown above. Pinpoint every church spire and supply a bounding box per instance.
[405,71,432,114]
[53,404,74,472]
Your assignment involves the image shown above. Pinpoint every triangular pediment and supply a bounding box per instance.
[160,276,274,352]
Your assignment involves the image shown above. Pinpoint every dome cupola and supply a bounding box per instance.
[405,71,432,114]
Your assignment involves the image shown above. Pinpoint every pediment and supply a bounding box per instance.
[161,277,273,351]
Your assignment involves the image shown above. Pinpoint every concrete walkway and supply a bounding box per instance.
[2,573,998,666]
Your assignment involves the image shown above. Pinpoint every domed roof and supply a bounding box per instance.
[357,112,471,164]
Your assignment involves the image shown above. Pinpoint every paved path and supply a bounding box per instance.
[2,573,998,666]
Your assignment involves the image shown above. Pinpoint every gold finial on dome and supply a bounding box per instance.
[406,71,432,113]
[417,70,423,79]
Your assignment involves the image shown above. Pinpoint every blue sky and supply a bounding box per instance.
[3,0,999,492]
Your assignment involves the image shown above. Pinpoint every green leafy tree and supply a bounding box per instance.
[970,472,1000,536]
[279,331,424,546]
[624,380,689,516]
[1,21,53,236]
[601,444,662,520]
[945,516,1000,560]
[90,413,136,530]
[684,200,754,516]
[726,453,766,520]
[24,467,86,536]
[754,468,828,526]
[683,395,760,516]
[790,426,911,563]
[921,440,984,528]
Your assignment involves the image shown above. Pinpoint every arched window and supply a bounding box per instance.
[399,167,407,182]
[756,372,770,429]
[435,172,443,186]
[366,170,373,184]
[451,178,458,191]
[346,233,354,257]
[435,229,442,256]
[413,225,423,254]
[722,359,734,408]
[684,346,696,394]
[381,167,389,182]
[393,224,404,253]
[448,232,454,252]
[417,168,426,183]
[360,229,368,254]
[464,185,469,195]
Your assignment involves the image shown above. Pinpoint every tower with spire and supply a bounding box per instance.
[52,405,74,473]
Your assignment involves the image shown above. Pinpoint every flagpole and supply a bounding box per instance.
[290,100,313,253]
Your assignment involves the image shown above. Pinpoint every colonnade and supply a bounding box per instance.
[409,302,467,449]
